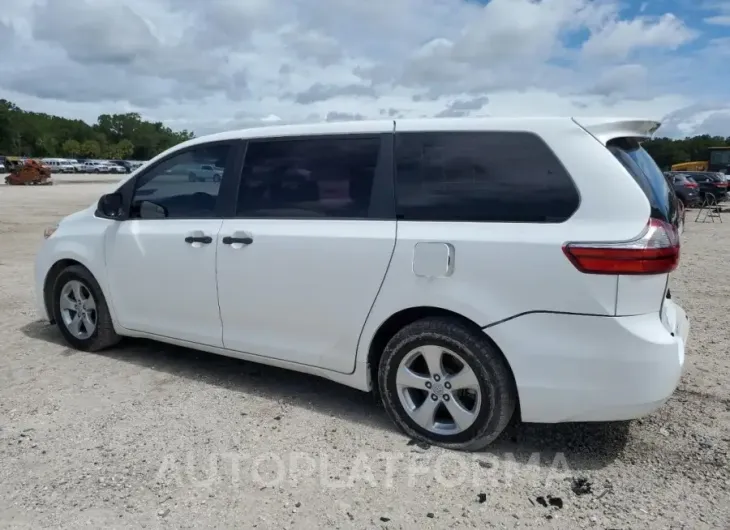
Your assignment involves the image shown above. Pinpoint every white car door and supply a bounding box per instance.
[105,141,236,347]
[216,131,396,373]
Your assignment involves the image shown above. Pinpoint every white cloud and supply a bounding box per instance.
[703,0,730,26]
[588,64,650,100]
[581,13,697,60]
[0,0,728,139]
[705,15,730,25]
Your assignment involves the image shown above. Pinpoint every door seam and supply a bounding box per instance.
[213,219,225,346]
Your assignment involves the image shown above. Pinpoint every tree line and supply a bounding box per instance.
[1,99,728,166]
[0,100,195,161]
[642,135,730,170]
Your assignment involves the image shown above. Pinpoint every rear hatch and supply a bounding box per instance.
[570,119,680,324]
[606,138,679,319]
[713,173,729,195]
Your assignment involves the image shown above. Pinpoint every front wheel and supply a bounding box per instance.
[378,317,517,451]
[51,265,121,352]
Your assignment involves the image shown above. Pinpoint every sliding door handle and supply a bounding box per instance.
[222,236,253,245]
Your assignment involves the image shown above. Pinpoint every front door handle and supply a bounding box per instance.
[185,233,213,244]
[222,235,253,245]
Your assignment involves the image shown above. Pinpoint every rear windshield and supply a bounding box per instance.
[608,138,676,223]
[688,172,720,181]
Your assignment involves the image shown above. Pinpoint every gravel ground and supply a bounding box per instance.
[0,184,728,529]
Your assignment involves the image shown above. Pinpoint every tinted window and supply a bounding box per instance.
[710,149,730,166]
[236,136,380,218]
[394,132,579,223]
[688,173,713,182]
[608,138,676,222]
[131,143,231,219]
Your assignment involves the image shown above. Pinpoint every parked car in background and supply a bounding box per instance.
[35,117,689,451]
[82,161,104,173]
[104,162,127,174]
[110,160,133,173]
[67,160,86,173]
[682,172,728,202]
[184,163,223,182]
[42,158,76,173]
[81,160,122,174]
[664,172,700,207]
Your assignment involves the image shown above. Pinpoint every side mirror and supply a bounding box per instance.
[97,193,124,219]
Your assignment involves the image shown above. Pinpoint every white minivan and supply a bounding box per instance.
[42,158,75,173]
[34,117,689,450]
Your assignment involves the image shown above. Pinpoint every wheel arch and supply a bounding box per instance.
[42,252,112,326]
[366,306,520,419]
[43,259,89,323]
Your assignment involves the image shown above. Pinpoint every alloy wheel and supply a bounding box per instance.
[59,280,97,340]
[396,345,482,435]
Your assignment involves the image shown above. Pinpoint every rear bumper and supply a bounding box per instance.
[486,303,689,423]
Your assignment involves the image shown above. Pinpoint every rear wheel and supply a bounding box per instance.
[51,265,121,352]
[378,317,517,451]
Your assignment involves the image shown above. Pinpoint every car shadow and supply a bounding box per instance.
[22,320,629,470]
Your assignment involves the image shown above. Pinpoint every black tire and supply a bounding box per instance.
[188,172,197,182]
[51,265,121,352]
[378,317,517,451]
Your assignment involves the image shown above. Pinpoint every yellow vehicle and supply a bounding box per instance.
[671,146,730,173]
[670,160,708,171]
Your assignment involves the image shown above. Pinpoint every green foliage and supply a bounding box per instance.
[79,140,101,158]
[642,135,730,170]
[60,139,80,157]
[0,99,195,160]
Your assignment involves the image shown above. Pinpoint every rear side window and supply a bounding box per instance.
[236,135,380,219]
[394,132,579,223]
[608,138,676,222]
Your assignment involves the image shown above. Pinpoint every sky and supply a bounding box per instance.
[0,0,729,138]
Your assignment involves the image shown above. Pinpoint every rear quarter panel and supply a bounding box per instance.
[356,119,651,366]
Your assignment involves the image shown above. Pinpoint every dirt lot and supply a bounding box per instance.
[0,184,728,529]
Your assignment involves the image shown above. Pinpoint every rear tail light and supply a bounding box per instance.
[563,219,680,275]
[685,182,698,189]
[715,181,727,188]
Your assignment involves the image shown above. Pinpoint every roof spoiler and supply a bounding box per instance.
[572,117,662,145]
